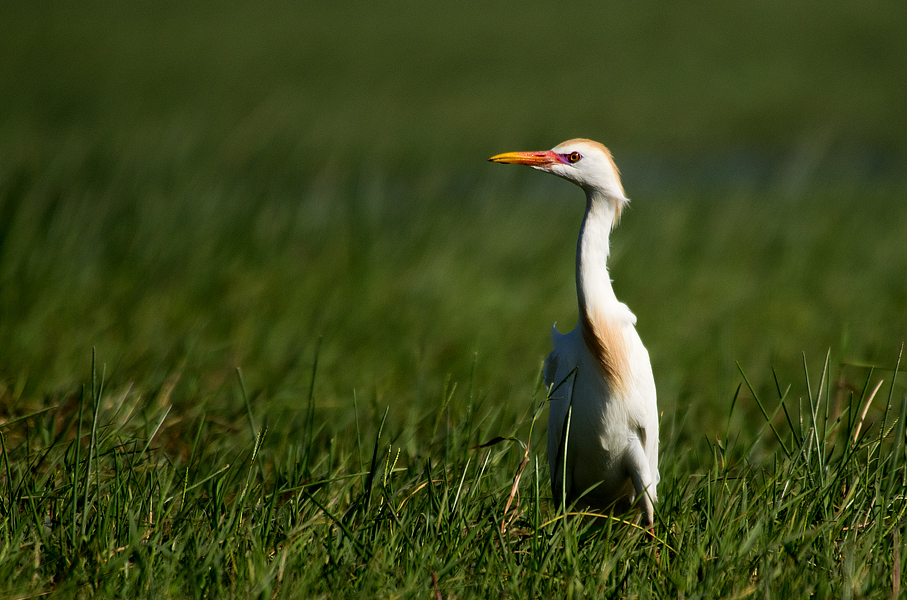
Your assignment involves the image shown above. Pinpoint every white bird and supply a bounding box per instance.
[489,139,659,526]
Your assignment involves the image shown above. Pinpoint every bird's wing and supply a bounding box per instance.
[546,327,579,508]
[625,434,656,526]
[622,324,660,493]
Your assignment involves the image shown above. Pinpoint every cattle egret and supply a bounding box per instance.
[489,139,659,526]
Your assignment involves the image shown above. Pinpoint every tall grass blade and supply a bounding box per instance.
[737,362,791,458]
[362,407,389,513]
[304,337,322,476]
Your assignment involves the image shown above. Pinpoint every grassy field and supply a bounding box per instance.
[2,1,907,598]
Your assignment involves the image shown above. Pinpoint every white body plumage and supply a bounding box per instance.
[490,139,659,525]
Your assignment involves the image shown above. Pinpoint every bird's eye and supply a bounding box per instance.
[568,152,582,163]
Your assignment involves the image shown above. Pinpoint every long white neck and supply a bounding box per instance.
[574,188,634,390]
[576,189,620,316]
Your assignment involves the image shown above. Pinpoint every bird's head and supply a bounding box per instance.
[489,138,627,203]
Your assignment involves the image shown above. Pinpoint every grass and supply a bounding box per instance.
[0,346,904,597]
[2,1,907,597]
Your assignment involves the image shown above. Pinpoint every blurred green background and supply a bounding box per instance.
[1,0,906,434]
[4,1,906,160]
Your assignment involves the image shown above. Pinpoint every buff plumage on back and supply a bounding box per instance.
[579,306,632,396]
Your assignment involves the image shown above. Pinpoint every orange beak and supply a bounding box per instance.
[488,150,560,167]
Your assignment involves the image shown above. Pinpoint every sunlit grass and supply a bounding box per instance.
[1,345,904,598]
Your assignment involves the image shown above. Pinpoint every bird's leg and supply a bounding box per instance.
[625,438,655,527]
